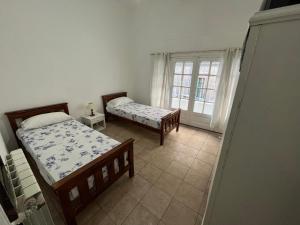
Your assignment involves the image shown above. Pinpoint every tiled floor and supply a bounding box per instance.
[47,121,222,225]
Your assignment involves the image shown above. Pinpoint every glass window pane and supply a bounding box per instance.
[172,87,180,98]
[180,87,190,100]
[173,75,182,86]
[180,99,189,110]
[203,103,214,115]
[211,61,220,75]
[171,98,180,108]
[193,101,204,113]
[199,61,210,75]
[182,75,192,87]
[207,76,217,89]
[205,89,216,103]
[196,76,208,89]
[175,62,183,74]
[184,62,193,75]
[195,88,206,101]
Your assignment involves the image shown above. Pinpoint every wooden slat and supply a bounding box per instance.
[118,155,125,172]
[128,144,134,177]
[107,162,115,181]
[94,169,104,192]
[78,180,90,205]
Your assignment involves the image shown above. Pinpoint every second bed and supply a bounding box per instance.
[102,92,181,145]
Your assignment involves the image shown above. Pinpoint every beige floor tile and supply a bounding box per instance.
[122,204,160,225]
[77,201,102,225]
[180,145,199,157]
[202,145,219,156]
[190,158,213,177]
[138,150,155,162]
[108,194,138,225]
[120,130,143,142]
[141,186,172,218]
[126,175,152,201]
[196,150,216,165]
[162,199,198,225]
[185,135,205,149]
[166,161,189,179]
[86,209,115,225]
[150,154,173,171]
[96,184,128,212]
[201,138,221,155]
[139,164,162,184]
[137,137,160,150]
[167,130,191,141]
[184,169,209,191]
[134,158,147,173]
[134,143,146,157]
[172,152,194,167]
[174,182,204,212]
[169,142,198,157]
[193,130,209,140]
[154,172,182,196]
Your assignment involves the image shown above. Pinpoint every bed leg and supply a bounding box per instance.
[176,123,179,132]
[128,144,134,178]
[160,133,164,145]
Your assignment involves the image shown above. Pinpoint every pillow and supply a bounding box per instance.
[107,97,134,108]
[21,112,72,130]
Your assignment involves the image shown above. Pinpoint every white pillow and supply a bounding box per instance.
[107,97,134,108]
[21,112,72,130]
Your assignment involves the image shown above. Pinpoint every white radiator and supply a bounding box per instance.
[4,149,55,225]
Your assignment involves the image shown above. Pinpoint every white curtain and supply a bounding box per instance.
[210,48,242,133]
[150,53,171,108]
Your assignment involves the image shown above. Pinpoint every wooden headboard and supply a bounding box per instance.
[5,103,69,142]
[101,92,127,119]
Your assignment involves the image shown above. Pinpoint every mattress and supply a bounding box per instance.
[16,119,121,186]
[106,102,171,129]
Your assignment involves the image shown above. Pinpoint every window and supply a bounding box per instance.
[171,61,193,110]
[193,60,221,115]
[170,57,222,116]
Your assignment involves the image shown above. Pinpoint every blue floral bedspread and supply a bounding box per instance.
[16,119,120,184]
[106,102,171,129]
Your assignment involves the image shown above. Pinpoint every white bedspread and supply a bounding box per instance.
[16,119,121,185]
[106,102,171,129]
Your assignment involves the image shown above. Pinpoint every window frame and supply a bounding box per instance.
[169,53,224,118]
[170,61,194,111]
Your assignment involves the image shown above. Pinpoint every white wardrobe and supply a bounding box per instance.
[203,5,300,225]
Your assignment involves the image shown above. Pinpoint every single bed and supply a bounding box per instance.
[102,92,181,145]
[6,103,134,225]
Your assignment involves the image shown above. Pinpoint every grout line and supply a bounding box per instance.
[76,124,217,225]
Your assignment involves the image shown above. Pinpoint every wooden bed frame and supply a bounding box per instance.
[102,92,181,145]
[5,103,134,225]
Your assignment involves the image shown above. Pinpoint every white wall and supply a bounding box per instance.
[131,0,262,104]
[0,0,262,149]
[0,0,135,149]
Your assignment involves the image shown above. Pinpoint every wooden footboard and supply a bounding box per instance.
[160,109,181,145]
[52,139,134,225]
[6,103,135,225]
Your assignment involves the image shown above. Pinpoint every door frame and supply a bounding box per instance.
[169,51,224,130]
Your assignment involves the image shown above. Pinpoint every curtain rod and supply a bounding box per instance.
[150,48,241,55]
